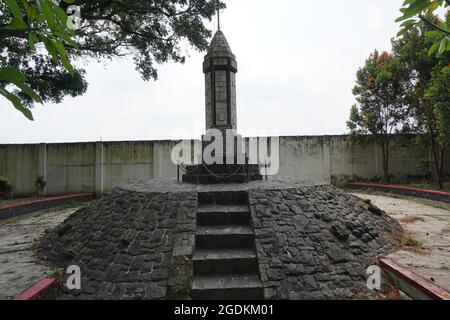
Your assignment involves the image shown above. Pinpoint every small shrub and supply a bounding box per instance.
[417,159,432,180]
[35,176,47,192]
[0,177,12,199]
[403,235,421,247]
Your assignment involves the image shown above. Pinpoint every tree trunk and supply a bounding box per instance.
[379,137,389,183]
[437,147,445,190]
[428,133,444,190]
[423,100,444,190]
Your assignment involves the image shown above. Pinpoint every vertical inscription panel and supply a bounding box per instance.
[215,70,228,126]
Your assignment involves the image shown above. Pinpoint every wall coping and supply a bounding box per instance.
[379,258,450,300]
[347,182,450,198]
[0,193,94,211]
[15,277,56,300]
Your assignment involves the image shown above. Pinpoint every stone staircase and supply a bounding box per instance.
[191,191,264,300]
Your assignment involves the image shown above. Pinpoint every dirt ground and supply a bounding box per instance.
[352,192,450,292]
[0,206,81,299]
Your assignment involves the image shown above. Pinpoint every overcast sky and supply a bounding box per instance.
[0,0,405,144]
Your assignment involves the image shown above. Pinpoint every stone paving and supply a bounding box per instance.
[0,206,79,299]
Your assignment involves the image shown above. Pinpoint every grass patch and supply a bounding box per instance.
[403,235,422,248]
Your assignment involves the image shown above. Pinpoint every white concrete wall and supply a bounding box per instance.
[0,144,40,195]
[103,141,154,192]
[0,135,448,195]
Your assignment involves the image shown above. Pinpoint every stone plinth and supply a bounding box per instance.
[182,164,263,184]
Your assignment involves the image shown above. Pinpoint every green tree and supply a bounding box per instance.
[347,51,411,182]
[392,17,450,189]
[425,66,450,187]
[397,0,450,55]
[1,0,78,120]
[1,0,224,119]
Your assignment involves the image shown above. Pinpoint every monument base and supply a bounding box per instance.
[182,164,263,184]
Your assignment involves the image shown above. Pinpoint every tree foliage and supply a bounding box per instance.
[397,0,450,55]
[347,51,411,181]
[0,0,78,120]
[426,66,450,149]
[392,16,450,189]
[1,0,224,120]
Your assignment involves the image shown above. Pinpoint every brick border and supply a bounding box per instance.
[0,193,94,220]
[379,258,450,300]
[15,277,57,300]
[347,183,450,204]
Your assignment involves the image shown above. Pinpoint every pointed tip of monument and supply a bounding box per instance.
[208,30,233,55]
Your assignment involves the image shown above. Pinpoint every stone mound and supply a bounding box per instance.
[249,186,401,300]
[39,187,198,300]
[38,179,402,300]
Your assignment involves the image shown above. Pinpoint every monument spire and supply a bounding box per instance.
[217,6,221,31]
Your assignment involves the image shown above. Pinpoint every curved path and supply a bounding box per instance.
[0,206,80,299]
[352,193,450,291]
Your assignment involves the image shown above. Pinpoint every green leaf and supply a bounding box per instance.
[0,67,28,83]
[28,32,39,52]
[53,30,78,48]
[425,30,442,40]
[42,36,59,64]
[51,39,74,74]
[53,5,69,26]
[4,0,27,27]
[0,87,34,121]
[0,67,42,103]
[39,0,57,30]
[428,41,440,55]
[15,82,42,103]
[438,38,446,54]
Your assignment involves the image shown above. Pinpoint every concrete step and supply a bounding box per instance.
[183,173,263,185]
[191,274,264,300]
[197,205,250,226]
[196,226,254,250]
[198,191,248,206]
[194,249,258,275]
[197,205,249,213]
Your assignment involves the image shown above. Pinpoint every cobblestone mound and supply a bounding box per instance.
[38,179,401,300]
[39,187,198,300]
[249,186,401,300]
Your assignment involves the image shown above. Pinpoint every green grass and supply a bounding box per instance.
[403,235,422,248]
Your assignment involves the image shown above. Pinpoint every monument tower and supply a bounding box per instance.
[203,30,237,133]
[182,24,262,184]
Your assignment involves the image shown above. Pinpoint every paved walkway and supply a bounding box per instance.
[352,193,450,291]
[0,206,79,299]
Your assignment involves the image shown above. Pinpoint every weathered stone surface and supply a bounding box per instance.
[38,179,400,300]
[249,185,402,300]
[39,188,197,300]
